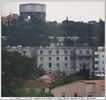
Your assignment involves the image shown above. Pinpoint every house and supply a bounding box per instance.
[51,80,105,97]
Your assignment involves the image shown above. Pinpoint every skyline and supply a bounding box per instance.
[1,2,105,22]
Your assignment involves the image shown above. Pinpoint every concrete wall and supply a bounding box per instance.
[20,3,46,13]
[94,47,105,74]
[37,47,93,74]
[51,81,85,97]
[6,47,93,75]
[51,81,105,97]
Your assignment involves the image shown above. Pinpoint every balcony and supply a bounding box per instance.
[76,54,92,57]
[94,52,98,55]
[95,64,99,68]
[95,58,99,61]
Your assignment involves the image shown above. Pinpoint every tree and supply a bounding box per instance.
[98,19,105,46]
[64,38,75,47]
[78,62,90,80]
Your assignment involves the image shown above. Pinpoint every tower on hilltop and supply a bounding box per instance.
[19,3,46,21]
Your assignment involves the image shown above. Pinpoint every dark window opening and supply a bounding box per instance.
[65,57,67,61]
[57,57,59,61]
[86,50,89,54]
[74,93,78,97]
[57,63,59,67]
[49,57,52,61]
[65,50,67,55]
[79,50,82,54]
[61,92,65,97]
[79,63,82,67]
[40,57,43,61]
[49,50,52,55]
[49,70,51,74]
[56,50,59,54]
[65,63,67,67]
[87,92,93,97]
[23,51,26,55]
[49,63,52,68]
[40,50,43,54]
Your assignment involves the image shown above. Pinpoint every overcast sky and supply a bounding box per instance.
[1,1,105,22]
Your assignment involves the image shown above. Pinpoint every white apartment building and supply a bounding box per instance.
[6,46,93,75]
[94,47,105,75]
[37,47,93,75]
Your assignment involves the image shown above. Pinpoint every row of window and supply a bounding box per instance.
[40,63,89,68]
[40,57,68,61]
[40,56,89,61]
[40,50,90,55]
[40,63,68,68]
[61,92,93,97]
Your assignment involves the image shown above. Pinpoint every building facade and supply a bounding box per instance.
[20,3,46,21]
[94,47,105,75]
[51,80,105,97]
[6,46,93,75]
[37,47,93,75]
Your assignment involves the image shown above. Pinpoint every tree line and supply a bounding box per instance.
[2,16,105,47]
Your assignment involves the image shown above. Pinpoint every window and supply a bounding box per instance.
[88,94,92,97]
[40,50,43,54]
[61,92,65,97]
[57,63,59,67]
[102,55,104,57]
[56,50,59,54]
[49,63,52,68]
[95,67,99,71]
[70,51,72,55]
[102,61,104,64]
[23,51,26,55]
[86,50,89,54]
[40,57,43,61]
[87,63,89,66]
[65,57,67,61]
[49,70,51,74]
[65,50,67,55]
[79,50,82,54]
[65,63,67,67]
[74,92,78,97]
[79,57,82,60]
[57,57,59,61]
[79,63,82,67]
[49,50,52,55]
[49,57,52,61]
[87,92,93,97]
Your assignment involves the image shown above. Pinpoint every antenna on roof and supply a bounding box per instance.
[66,16,68,21]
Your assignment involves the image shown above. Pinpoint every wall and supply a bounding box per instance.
[51,81,85,97]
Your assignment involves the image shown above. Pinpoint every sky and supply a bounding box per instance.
[1,1,105,22]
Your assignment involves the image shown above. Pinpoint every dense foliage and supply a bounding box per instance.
[2,50,45,96]
[2,17,105,47]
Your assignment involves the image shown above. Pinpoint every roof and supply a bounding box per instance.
[37,74,53,83]
[38,74,53,80]
[52,79,105,90]
[37,73,60,83]
[81,80,105,87]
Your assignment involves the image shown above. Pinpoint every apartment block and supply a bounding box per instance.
[37,47,93,75]
[94,47,105,75]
